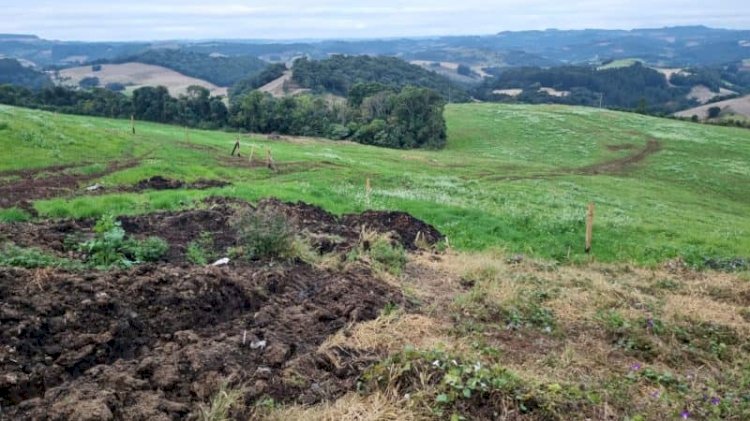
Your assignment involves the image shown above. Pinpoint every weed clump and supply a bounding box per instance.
[197,384,243,421]
[187,232,215,265]
[363,348,576,419]
[0,243,81,270]
[231,209,295,260]
[80,214,169,268]
[348,228,407,275]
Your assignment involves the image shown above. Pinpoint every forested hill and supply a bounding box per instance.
[291,55,470,102]
[475,62,750,114]
[104,49,269,87]
[0,59,52,90]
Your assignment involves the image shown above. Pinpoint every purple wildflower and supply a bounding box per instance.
[711,396,721,406]
[630,363,642,371]
[646,318,655,329]
[650,390,661,399]
[680,410,690,419]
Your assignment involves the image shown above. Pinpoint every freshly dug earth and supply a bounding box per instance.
[0,264,403,420]
[132,176,229,191]
[0,197,443,420]
[0,197,443,262]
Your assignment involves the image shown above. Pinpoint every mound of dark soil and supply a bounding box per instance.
[0,197,443,264]
[0,263,403,420]
[133,176,229,191]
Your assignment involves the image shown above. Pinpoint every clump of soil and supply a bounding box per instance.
[133,176,229,191]
[0,263,403,419]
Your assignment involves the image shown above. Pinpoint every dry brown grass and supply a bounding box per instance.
[261,250,750,419]
[260,392,423,421]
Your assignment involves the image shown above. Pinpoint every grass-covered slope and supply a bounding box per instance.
[0,103,748,266]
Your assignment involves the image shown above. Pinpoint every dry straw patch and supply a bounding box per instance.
[319,313,451,355]
[663,294,750,335]
[261,392,422,421]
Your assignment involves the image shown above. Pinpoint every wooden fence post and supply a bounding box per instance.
[249,146,255,165]
[131,115,135,135]
[585,202,595,254]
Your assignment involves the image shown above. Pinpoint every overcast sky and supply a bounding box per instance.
[2,0,749,41]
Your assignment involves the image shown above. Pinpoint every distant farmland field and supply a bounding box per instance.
[53,63,228,97]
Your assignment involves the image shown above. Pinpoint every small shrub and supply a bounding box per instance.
[232,209,294,260]
[80,214,131,268]
[0,121,9,131]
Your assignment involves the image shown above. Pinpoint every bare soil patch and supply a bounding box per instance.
[132,176,229,192]
[0,197,444,419]
[0,264,403,420]
[0,160,140,214]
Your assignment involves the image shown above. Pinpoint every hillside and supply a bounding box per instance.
[4,26,750,69]
[0,103,747,265]
[675,94,750,120]
[0,58,52,89]
[108,49,269,87]
[1,103,749,420]
[291,55,470,101]
[53,63,228,97]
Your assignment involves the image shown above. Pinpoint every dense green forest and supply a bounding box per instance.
[0,59,52,90]
[0,81,447,149]
[291,55,469,102]
[100,49,270,87]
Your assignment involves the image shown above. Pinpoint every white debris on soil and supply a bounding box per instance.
[211,257,230,266]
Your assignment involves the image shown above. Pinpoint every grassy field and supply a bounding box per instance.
[597,58,642,70]
[54,63,228,97]
[1,102,749,266]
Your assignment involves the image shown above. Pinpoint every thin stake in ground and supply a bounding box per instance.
[365,177,372,206]
[585,202,595,254]
[131,115,135,135]
[266,148,276,171]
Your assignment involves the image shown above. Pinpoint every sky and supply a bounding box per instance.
[2,0,749,41]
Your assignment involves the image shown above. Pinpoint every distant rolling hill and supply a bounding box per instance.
[53,63,227,97]
[674,94,750,120]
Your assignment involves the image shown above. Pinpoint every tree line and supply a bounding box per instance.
[0,81,447,149]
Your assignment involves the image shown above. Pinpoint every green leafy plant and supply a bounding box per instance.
[80,214,168,268]
[80,214,131,268]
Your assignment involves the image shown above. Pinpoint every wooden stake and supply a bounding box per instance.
[249,146,255,164]
[131,115,135,135]
[231,139,241,156]
[585,202,595,254]
[365,177,372,205]
[266,148,276,171]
